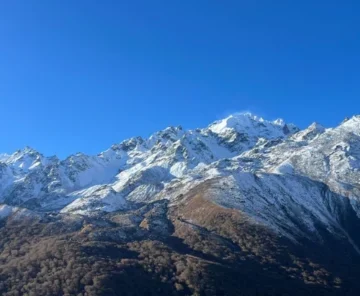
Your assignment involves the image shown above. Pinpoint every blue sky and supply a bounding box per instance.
[1,0,359,158]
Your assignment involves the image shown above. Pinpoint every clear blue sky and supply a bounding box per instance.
[1,1,359,158]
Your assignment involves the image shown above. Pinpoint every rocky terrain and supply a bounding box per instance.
[1,112,360,295]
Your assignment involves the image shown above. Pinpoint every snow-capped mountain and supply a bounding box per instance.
[3,112,360,295]
[0,113,294,207]
[1,112,360,248]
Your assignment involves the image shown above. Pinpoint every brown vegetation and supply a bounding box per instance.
[0,187,359,295]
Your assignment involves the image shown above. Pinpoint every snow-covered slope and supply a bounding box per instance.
[1,112,360,245]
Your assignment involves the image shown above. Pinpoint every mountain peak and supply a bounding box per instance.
[309,122,325,130]
[338,115,360,132]
[272,118,285,126]
[208,112,296,140]
[292,122,325,142]
[21,146,39,154]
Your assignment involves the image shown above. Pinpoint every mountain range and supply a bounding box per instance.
[1,112,360,295]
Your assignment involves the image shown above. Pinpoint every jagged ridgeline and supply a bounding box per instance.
[0,113,360,295]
